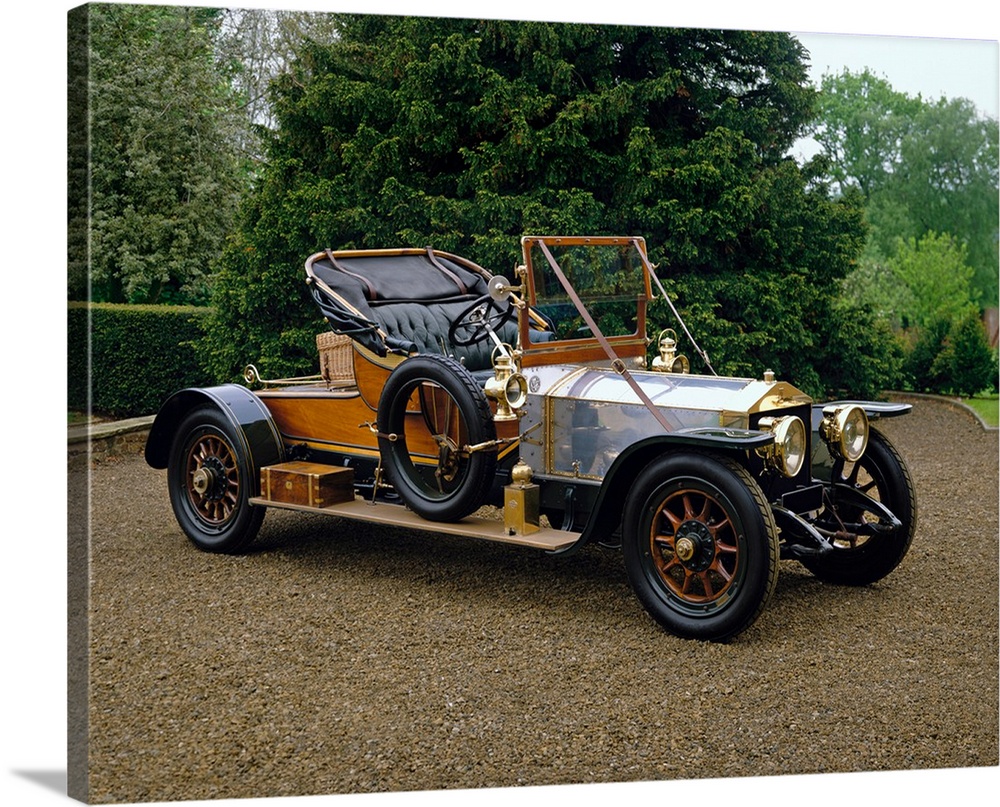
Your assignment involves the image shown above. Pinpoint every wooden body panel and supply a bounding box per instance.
[521,337,646,368]
[352,343,401,409]
[256,375,520,462]
[257,387,380,456]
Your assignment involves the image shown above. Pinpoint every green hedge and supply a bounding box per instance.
[68,303,215,418]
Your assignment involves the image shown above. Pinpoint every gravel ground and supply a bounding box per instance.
[74,397,998,803]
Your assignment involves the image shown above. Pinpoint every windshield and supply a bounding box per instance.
[524,237,648,342]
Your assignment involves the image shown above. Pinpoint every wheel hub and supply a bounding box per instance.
[674,519,715,572]
[192,456,227,500]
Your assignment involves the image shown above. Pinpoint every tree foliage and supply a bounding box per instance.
[812,69,924,197]
[203,16,885,397]
[895,97,999,304]
[885,232,979,330]
[944,309,997,398]
[213,8,342,160]
[79,4,244,304]
[812,69,999,306]
[904,311,996,397]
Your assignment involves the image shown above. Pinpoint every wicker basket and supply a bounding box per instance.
[316,332,355,386]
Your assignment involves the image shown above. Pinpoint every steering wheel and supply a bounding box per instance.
[449,295,515,347]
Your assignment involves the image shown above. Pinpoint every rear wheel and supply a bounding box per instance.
[622,453,779,641]
[168,406,264,553]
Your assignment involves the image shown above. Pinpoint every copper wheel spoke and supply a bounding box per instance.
[707,516,731,538]
[652,532,675,550]
[695,496,713,523]
[648,484,741,607]
[708,558,733,583]
[661,507,683,532]
[186,430,240,527]
[681,493,697,521]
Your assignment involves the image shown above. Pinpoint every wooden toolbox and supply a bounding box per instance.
[259,461,355,508]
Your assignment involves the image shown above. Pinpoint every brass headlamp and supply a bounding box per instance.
[820,404,869,462]
[758,414,807,478]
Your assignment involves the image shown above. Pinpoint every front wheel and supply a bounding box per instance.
[801,428,917,585]
[167,406,264,553]
[622,453,780,641]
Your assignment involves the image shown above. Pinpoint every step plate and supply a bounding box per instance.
[248,494,581,552]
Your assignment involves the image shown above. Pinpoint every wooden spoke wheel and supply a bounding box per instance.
[168,407,264,553]
[623,453,779,641]
[802,429,917,586]
[377,354,496,522]
[648,485,741,606]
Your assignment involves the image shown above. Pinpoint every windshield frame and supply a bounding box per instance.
[517,236,652,368]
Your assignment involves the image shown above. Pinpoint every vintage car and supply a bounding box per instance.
[145,236,916,641]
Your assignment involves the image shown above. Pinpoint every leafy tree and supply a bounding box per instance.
[903,316,952,393]
[811,68,923,196]
[79,4,244,304]
[202,15,883,398]
[838,256,914,330]
[885,232,978,330]
[214,8,342,160]
[811,69,999,306]
[943,309,998,398]
[893,97,999,305]
[820,296,905,399]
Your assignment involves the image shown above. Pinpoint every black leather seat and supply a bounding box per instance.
[307,247,520,372]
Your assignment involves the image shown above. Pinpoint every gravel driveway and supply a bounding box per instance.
[74,397,998,803]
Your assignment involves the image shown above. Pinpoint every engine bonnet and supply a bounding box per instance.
[519,364,812,478]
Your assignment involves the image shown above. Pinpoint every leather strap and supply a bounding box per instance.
[325,249,378,301]
[536,240,677,433]
[425,247,468,295]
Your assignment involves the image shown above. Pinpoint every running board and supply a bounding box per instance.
[248,494,582,552]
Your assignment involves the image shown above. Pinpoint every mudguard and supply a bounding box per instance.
[552,428,776,554]
[809,400,912,481]
[144,385,285,490]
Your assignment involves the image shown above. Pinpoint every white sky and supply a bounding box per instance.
[2,4,998,807]
[797,31,999,119]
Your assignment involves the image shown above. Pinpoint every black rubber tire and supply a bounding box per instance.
[622,453,780,642]
[801,428,917,586]
[167,406,265,553]
[377,354,496,522]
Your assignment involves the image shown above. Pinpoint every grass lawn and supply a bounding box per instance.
[960,394,999,427]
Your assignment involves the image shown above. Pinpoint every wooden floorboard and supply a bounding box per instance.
[248,496,581,551]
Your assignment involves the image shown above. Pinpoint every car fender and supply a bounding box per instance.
[144,385,285,485]
[557,428,775,554]
[810,400,912,480]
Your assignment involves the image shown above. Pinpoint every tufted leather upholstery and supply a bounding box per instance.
[372,298,519,372]
[308,248,525,372]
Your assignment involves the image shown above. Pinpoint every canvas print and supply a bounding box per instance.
[67,2,998,804]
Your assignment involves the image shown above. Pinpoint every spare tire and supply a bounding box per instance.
[377,354,497,521]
